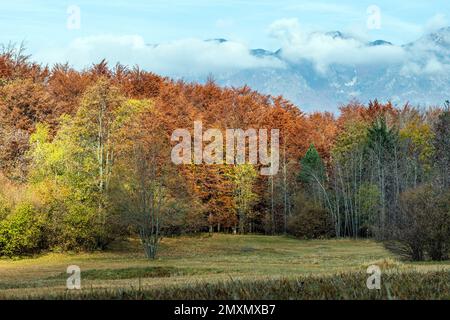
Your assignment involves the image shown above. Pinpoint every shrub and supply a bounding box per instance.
[386,185,450,261]
[424,190,450,260]
[0,202,45,257]
[287,193,335,239]
[54,203,116,251]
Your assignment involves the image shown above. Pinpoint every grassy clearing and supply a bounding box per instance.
[0,234,449,299]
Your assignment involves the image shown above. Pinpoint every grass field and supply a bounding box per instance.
[0,234,449,299]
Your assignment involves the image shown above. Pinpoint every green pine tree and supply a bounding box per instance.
[298,144,325,184]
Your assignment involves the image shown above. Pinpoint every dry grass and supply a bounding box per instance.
[0,234,449,299]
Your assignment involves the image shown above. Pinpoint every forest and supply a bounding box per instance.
[0,46,449,262]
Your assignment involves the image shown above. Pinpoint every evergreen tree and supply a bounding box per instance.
[298,144,325,184]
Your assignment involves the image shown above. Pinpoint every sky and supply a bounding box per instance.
[0,0,448,72]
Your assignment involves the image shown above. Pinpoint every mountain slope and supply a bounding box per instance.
[199,28,450,112]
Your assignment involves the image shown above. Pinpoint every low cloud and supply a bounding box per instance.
[401,57,450,76]
[33,16,449,78]
[35,34,284,76]
[268,18,406,73]
[424,14,448,33]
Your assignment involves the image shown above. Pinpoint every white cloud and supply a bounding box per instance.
[32,15,450,78]
[423,58,446,73]
[35,34,284,76]
[424,14,448,33]
[400,62,421,76]
[268,18,303,45]
[268,18,406,73]
[401,57,450,76]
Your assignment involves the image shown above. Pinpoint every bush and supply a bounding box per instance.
[54,203,116,251]
[386,185,450,261]
[424,189,450,260]
[287,193,335,239]
[0,203,45,257]
[29,179,119,252]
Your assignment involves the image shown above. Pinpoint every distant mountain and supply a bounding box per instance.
[205,38,228,44]
[369,40,393,46]
[421,26,450,48]
[249,48,276,58]
[187,28,450,112]
[325,30,349,39]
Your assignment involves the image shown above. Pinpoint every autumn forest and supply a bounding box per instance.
[0,45,449,264]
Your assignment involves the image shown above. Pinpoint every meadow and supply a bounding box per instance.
[0,234,449,300]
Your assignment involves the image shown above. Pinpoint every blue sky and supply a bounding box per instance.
[0,0,448,70]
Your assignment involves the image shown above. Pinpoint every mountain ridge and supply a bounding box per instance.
[177,28,450,112]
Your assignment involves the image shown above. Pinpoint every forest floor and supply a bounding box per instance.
[0,234,449,299]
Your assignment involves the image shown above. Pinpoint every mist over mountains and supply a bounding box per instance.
[183,27,450,113]
[37,25,450,113]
